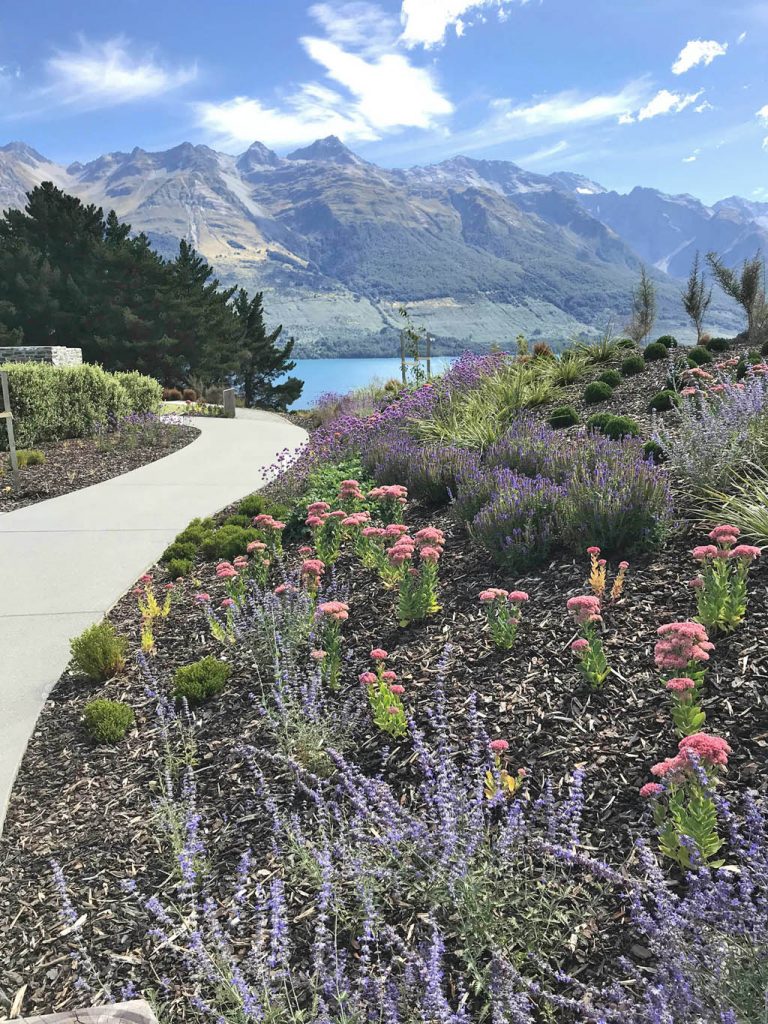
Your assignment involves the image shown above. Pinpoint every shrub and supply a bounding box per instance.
[617,338,636,349]
[182,388,198,401]
[548,405,579,429]
[16,449,45,468]
[621,354,646,376]
[706,337,731,353]
[163,387,183,401]
[176,518,215,546]
[583,380,613,404]
[165,557,194,578]
[237,492,271,518]
[1,363,131,448]
[161,540,198,564]
[586,412,613,433]
[222,514,253,529]
[687,347,713,366]
[643,439,666,462]
[113,371,162,414]
[655,335,678,349]
[648,390,681,412]
[469,471,564,571]
[84,699,135,744]
[532,341,554,359]
[643,342,669,362]
[547,353,589,386]
[70,621,127,680]
[173,656,231,702]
[601,415,640,440]
[597,369,621,387]
[200,524,260,562]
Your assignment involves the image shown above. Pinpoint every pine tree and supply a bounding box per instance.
[232,289,303,409]
[681,252,712,343]
[625,266,657,344]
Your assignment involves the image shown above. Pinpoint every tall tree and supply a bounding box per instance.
[707,250,767,346]
[232,289,303,410]
[625,266,656,344]
[681,252,712,343]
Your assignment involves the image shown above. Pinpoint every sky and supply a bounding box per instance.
[1,0,766,204]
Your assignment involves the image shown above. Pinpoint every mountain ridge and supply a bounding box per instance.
[0,136,758,355]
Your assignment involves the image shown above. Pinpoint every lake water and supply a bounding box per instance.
[290,357,455,409]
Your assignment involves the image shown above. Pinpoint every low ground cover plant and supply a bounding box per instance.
[172,656,230,702]
[582,379,613,404]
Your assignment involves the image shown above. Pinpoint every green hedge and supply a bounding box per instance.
[0,363,161,448]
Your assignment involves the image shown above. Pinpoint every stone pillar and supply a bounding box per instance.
[222,387,237,418]
[0,346,83,366]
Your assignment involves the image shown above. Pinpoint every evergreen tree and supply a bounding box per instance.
[625,266,657,344]
[232,289,303,409]
[707,250,767,346]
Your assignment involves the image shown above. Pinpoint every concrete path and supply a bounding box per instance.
[0,410,306,830]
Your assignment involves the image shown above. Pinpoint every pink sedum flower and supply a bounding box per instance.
[665,676,696,692]
[728,544,761,561]
[382,670,397,682]
[358,672,377,686]
[479,588,508,603]
[691,545,718,561]
[571,638,589,655]
[370,648,388,661]
[567,594,602,626]
[489,739,509,752]
[419,546,441,563]
[508,591,529,603]
[310,649,327,661]
[639,782,664,799]
[389,684,405,695]
[316,600,349,622]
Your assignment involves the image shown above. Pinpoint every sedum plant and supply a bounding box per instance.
[478,587,529,649]
[567,594,609,688]
[358,649,406,738]
[690,525,761,632]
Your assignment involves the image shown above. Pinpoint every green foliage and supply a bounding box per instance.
[643,439,666,462]
[574,332,625,364]
[113,371,162,413]
[200,524,260,562]
[236,492,273,518]
[173,656,231,703]
[587,413,640,439]
[583,380,613,404]
[231,289,303,410]
[707,250,768,347]
[688,347,713,366]
[16,448,45,467]
[548,405,579,429]
[70,621,127,680]
[655,335,678,349]
[547,353,589,386]
[597,369,621,387]
[84,699,135,744]
[165,557,194,579]
[626,266,657,343]
[620,354,646,376]
[706,337,731,353]
[287,457,375,539]
[648,390,681,412]
[161,540,198,564]
[222,514,253,529]
[643,342,669,362]
[698,472,768,546]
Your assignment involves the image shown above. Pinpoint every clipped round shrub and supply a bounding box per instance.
[602,415,640,440]
[223,514,253,529]
[620,354,645,376]
[70,621,127,680]
[597,369,621,388]
[588,413,640,439]
[173,656,231,703]
[114,371,162,414]
[655,335,678,349]
[643,342,669,362]
[583,380,614,404]
[163,387,183,401]
[16,449,46,468]
[648,390,681,412]
[182,388,198,402]
[165,557,194,578]
[237,492,271,518]
[84,699,135,744]
[687,347,713,366]
[706,337,731,353]
[643,439,666,463]
[586,412,613,433]
[548,405,579,429]
[176,518,215,546]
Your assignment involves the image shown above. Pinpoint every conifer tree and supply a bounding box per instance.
[681,251,712,343]
[232,289,303,409]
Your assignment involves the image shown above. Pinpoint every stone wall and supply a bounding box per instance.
[0,346,83,366]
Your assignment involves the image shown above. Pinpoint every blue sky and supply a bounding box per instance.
[1,0,766,204]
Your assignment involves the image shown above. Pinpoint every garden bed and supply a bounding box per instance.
[0,422,200,512]
[1,491,766,1018]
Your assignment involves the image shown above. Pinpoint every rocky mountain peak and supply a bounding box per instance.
[286,135,364,166]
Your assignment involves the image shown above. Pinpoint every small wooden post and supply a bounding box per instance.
[0,370,20,491]
[222,387,236,419]
[426,332,432,379]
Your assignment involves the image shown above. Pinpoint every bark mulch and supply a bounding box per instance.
[0,426,200,513]
[1,493,767,1017]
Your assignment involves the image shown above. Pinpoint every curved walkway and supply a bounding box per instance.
[0,410,307,830]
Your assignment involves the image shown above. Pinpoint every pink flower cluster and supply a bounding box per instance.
[342,511,371,528]
[316,600,349,622]
[478,588,529,604]
[252,513,285,531]
[368,484,408,505]
[301,558,325,580]
[665,676,696,693]
[566,594,602,626]
[339,478,365,502]
[650,732,732,779]
[489,738,509,752]
[654,621,714,670]
[216,560,238,579]
[247,540,267,554]
[385,524,445,567]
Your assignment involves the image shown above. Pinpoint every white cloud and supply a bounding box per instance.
[197,6,453,149]
[486,82,647,139]
[671,39,727,74]
[44,37,196,108]
[637,88,702,121]
[399,0,517,48]
[757,104,768,123]
[517,139,568,163]
[694,99,713,113]
[737,31,747,44]
[682,148,700,162]
[764,137,768,151]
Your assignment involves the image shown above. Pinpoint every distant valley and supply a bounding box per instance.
[2,136,764,356]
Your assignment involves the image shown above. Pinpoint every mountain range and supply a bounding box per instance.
[2,136,765,356]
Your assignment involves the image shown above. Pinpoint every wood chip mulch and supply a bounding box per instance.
[0,427,201,512]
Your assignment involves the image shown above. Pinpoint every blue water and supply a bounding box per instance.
[290,357,455,409]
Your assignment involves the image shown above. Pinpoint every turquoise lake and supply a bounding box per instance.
[290,357,455,408]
